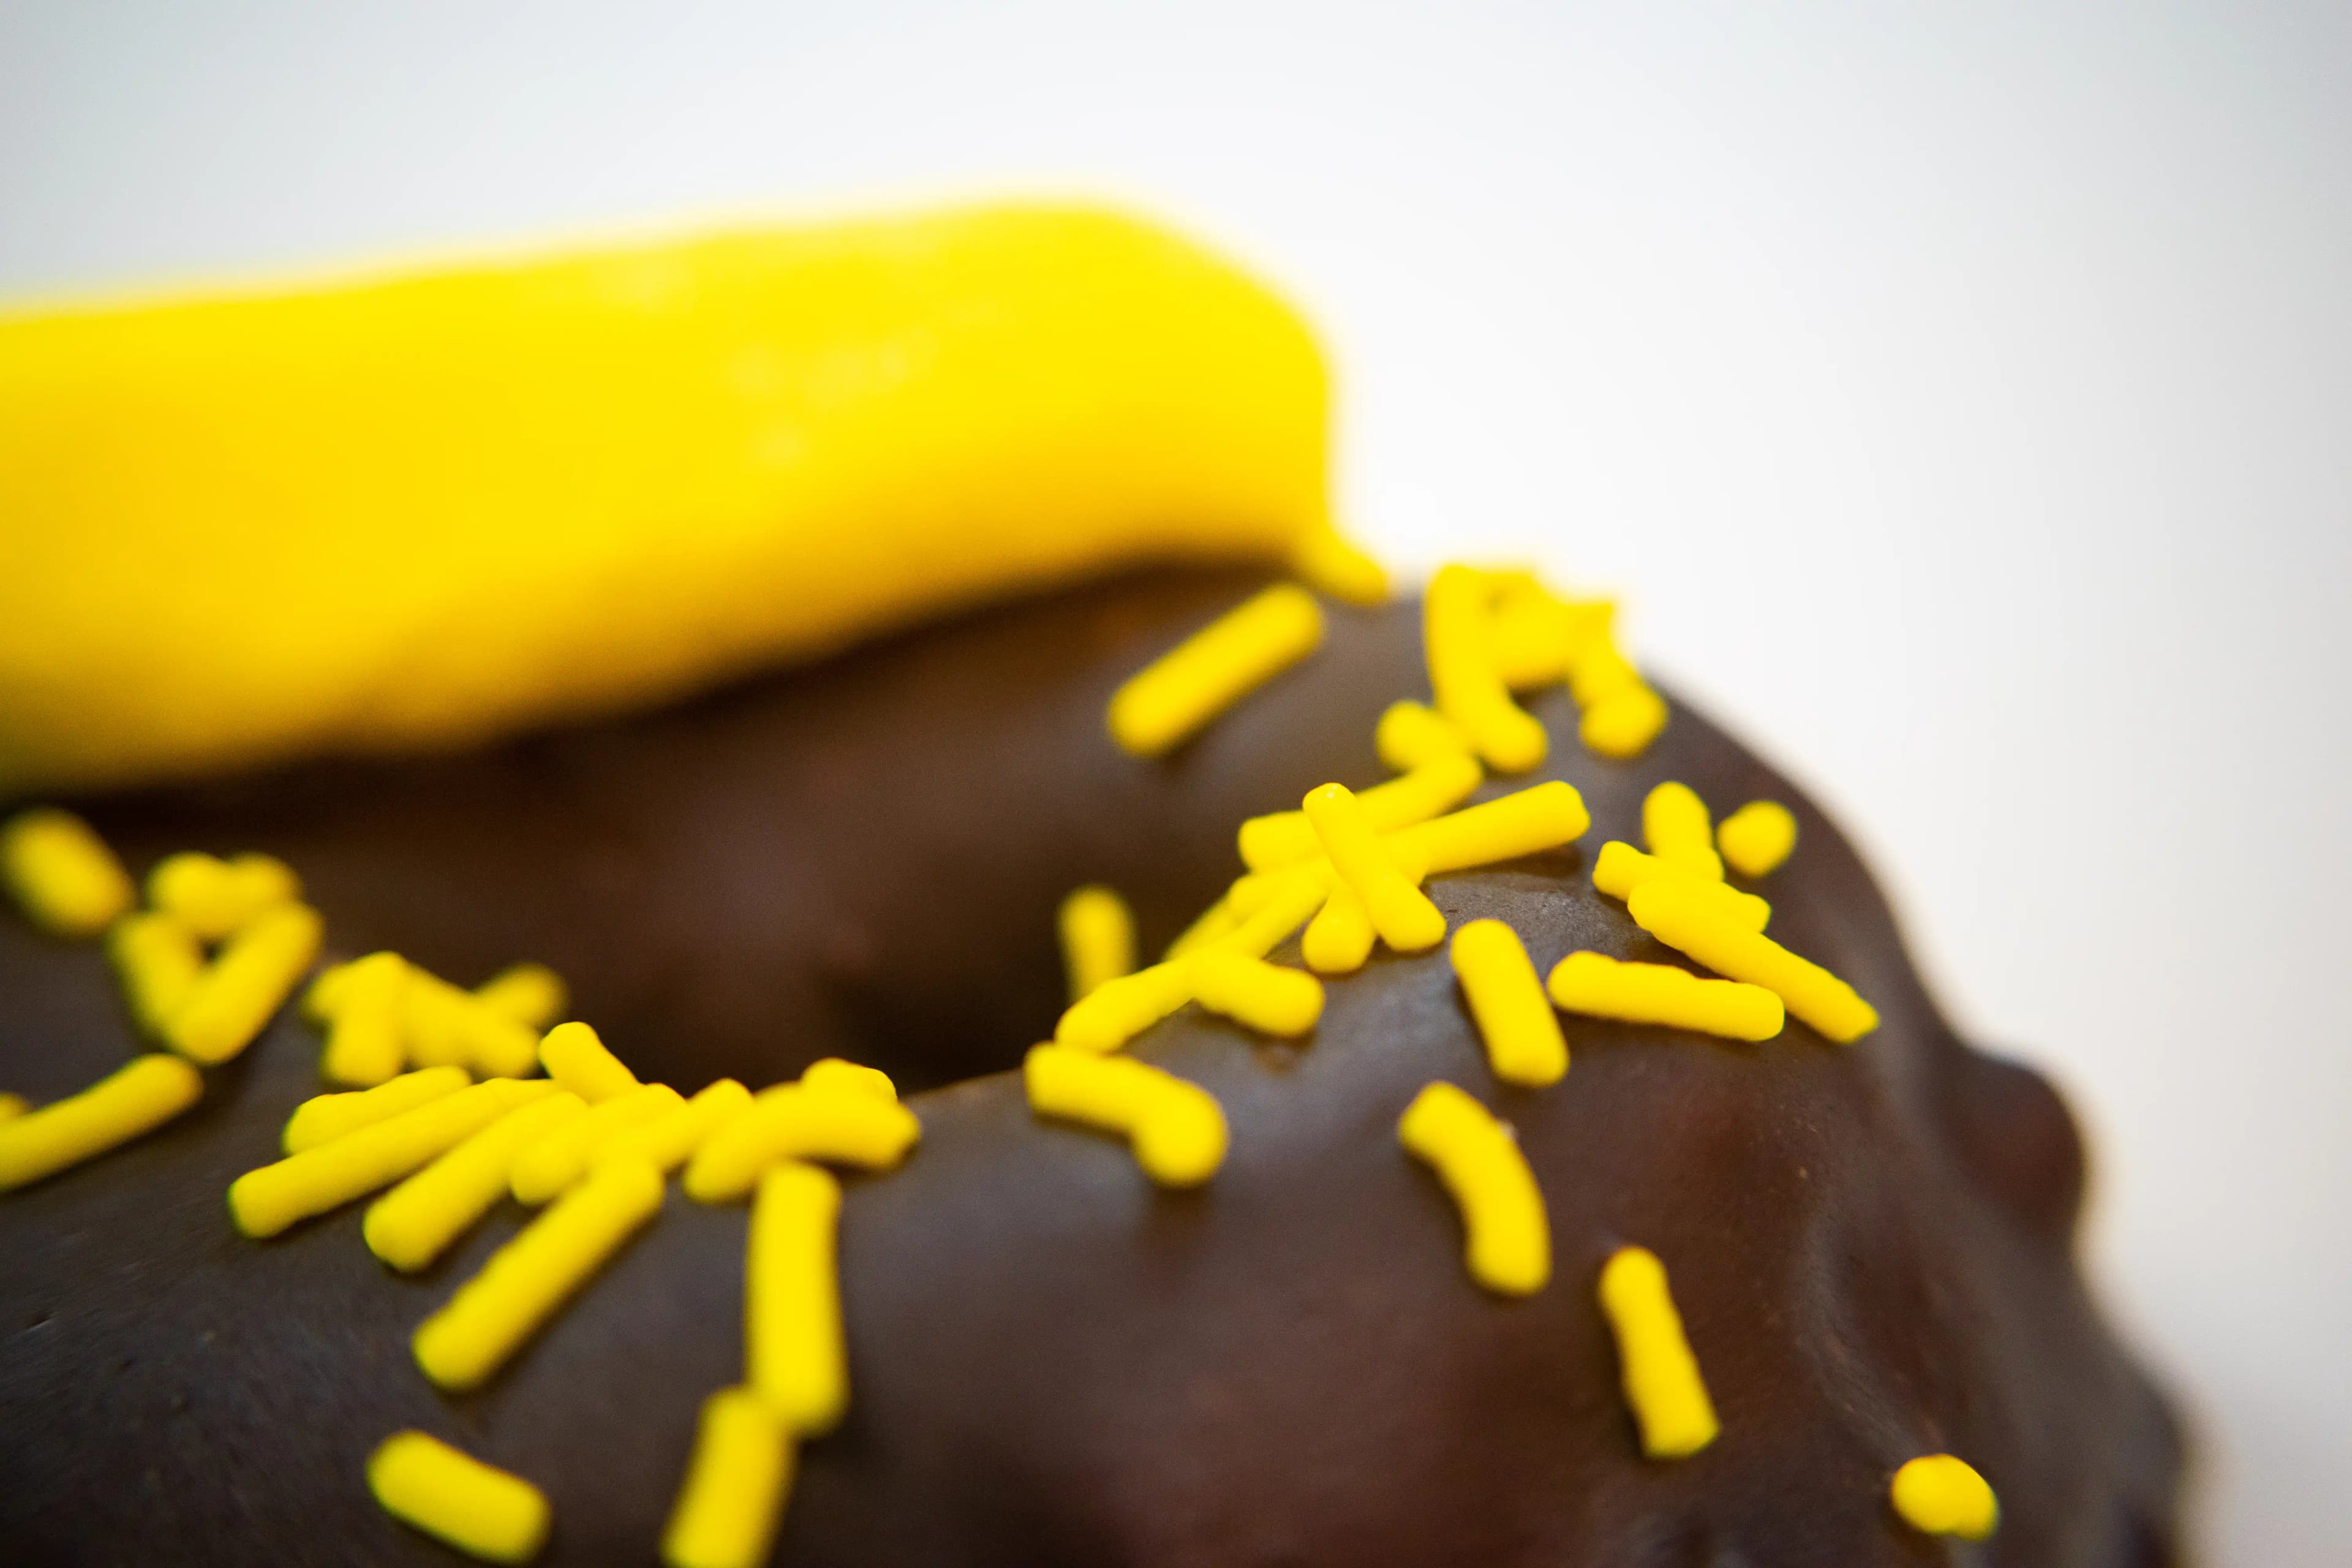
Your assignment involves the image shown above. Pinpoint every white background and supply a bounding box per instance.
[4,4,2346,1559]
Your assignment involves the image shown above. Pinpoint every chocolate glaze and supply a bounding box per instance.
[0,567,2182,1566]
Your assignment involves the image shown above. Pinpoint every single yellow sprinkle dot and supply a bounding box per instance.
[321,951,410,1088]
[662,1387,795,1568]
[747,1161,849,1435]
[1627,880,1879,1042]
[1300,881,1376,975]
[510,1082,684,1206]
[1373,699,1474,774]
[368,1431,551,1565]
[230,1077,556,1238]
[1106,583,1326,758]
[1642,782,1723,880]
[1052,960,1196,1054]
[406,967,542,1079]
[106,910,205,1039]
[1546,952,1785,1042]
[146,851,301,941]
[1717,799,1798,878]
[1890,1453,2000,1540]
[1450,920,1569,1087]
[1057,884,1136,1003]
[1390,781,1590,876]
[797,1058,896,1104]
[473,963,570,1031]
[1598,1245,1720,1458]
[1305,782,1446,952]
[413,1154,664,1392]
[1580,684,1668,761]
[365,1092,589,1273]
[1286,523,1390,606]
[284,1063,473,1155]
[683,1085,922,1204]
[537,1020,642,1104]
[0,1054,202,1193]
[1396,1081,1549,1296]
[1189,949,1324,1036]
[1591,842,1770,932]
[1023,1043,1229,1187]
[595,1078,755,1176]
[1162,895,1242,962]
[1238,752,1481,872]
[1425,565,1547,773]
[0,807,134,938]
[165,902,323,1066]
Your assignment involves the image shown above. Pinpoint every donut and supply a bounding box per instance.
[0,206,2180,1566]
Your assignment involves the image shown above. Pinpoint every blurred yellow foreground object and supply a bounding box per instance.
[0,203,1334,792]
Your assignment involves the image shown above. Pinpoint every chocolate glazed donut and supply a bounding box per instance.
[0,565,2182,1566]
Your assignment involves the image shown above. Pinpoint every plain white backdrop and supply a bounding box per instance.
[4,4,2346,1559]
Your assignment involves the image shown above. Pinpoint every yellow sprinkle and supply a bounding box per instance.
[683,1085,921,1203]
[1391,780,1590,876]
[406,967,541,1079]
[369,1431,551,1564]
[1286,522,1390,606]
[365,1093,588,1272]
[1546,952,1785,1042]
[1890,1453,2000,1540]
[1023,1043,1227,1186]
[1057,884,1136,1003]
[1568,633,1644,706]
[1219,862,1332,956]
[747,1161,848,1434]
[1642,782,1723,880]
[229,1077,555,1238]
[107,910,205,1039]
[662,1387,795,1568]
[1305,782,1446,952]
[1716,799,1798,878]
[1189,949,1323,1036]
[321,951,410,1088]
[1487,580,1617,690]
[510,1082,682,1205]
[1597,1245,1719,1458]
[146,850,301,941]
[1238,752,1482,872]
[1162,895,1242,962]
[1,807,133,938]
[1580,684,1668,760]
[303,959,353,1023]
[1300,881,1376,974]
[0,1054,202,1192]
[473,963,570,1030]
[1106,584,1325,758]
[413,1154,664,1392]
[284,1063,473,1155]
[0,1094,24,1122]
[1052,959,1196,1054]
[1591,842,1770,932]
[165,902,323,1066]
[596,1079,755,1175]
[1425,564,1547,773]
[1373,699,1474,773]
[797,1059,896,1104]
[1396,1081,1549,1296]
[538,1020,642,1103]
[1627,881,1879,1042]
[1449,920,1568,1087]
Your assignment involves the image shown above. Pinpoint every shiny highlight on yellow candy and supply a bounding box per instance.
[368,1430,551,1564]
[1597,1245,1719,1458]
[1396,1081,1550,1296]
[1023,1044,1229,1187]
[1107,584,1325,758]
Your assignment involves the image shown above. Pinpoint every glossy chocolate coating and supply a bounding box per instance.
[0,568,2182,1565]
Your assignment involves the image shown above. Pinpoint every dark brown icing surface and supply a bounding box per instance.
[0,567,2182,1566]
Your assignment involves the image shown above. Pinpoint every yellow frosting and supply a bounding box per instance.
[0,202,1332,793]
